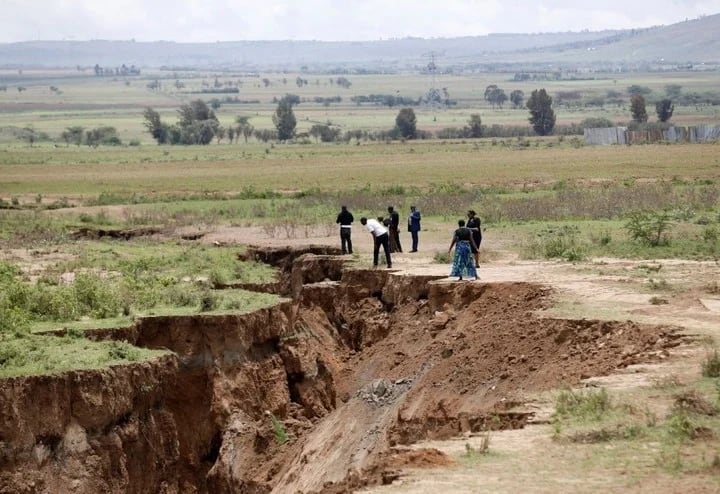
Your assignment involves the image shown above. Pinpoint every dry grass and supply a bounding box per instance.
[2,141,719,197]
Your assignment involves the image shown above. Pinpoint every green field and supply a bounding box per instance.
[2,69,719,144]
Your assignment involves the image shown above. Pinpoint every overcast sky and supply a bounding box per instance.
[1,0,718,43]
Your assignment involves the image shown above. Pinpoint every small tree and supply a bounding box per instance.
[273,99,297,141]
[235,116,254,143]
[61,126,85,146]
[655,99,674,123]
[510,90,525,109]
[143,108,169,144]
[467,114,482,138]
[395,108,417,139]
[526,89,556,136]
[630,94,648,123]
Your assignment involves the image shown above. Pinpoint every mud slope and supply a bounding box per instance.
[0,247,684,493]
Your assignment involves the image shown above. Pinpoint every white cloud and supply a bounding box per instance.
[0,0,717,42]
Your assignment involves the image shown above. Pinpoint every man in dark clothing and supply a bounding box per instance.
[336,205,354,254]
[407,205,421,252]
[466,209,482,268]
[387,206,402,253]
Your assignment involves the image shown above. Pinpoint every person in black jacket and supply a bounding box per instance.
[336,205,354,254]
[466,210,482,268]
[387,206,402,253]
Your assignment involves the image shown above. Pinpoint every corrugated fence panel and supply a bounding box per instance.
[585,126,719,145]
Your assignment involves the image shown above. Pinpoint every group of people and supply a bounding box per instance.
[336,205,482,280]
[335,205,422,268]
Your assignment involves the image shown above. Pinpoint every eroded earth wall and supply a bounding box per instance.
[0,250,684,493]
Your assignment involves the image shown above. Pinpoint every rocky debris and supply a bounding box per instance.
[356,379,413,407]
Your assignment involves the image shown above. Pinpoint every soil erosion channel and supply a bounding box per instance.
[0,246,682,493]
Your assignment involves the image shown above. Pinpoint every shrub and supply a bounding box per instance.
[107,341,141,361]
[554,388,611,421]
[269,413,288,444]
[625,210,672,246]
[73,273,121,318]
[27,284,80,321]
[525,225,586,261]
[199,291,220,312]
[701,350,720,378]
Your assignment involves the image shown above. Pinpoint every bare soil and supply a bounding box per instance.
[1,231,719,493]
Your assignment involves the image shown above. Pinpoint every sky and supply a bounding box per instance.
[1,0,718,43]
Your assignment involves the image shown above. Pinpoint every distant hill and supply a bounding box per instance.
[0,14,717,71]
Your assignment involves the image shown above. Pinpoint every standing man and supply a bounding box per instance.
[466,209,482,268]
[336,205,354,254]
[360,217,392,269]
[407,205,421,252]
[387,206,402,253]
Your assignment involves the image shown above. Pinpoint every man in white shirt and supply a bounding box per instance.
[360,217,392,268]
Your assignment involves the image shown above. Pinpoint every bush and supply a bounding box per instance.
[27,284,80,321]
[625,210,672,246]
[107,341,141,361]
[701,350,720,378]
[73,273,121,318]
[554,388,611,421]
[200,291,220,312]
[525,225,586,261]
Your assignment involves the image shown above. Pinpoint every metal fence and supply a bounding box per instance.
[584,125,720,145]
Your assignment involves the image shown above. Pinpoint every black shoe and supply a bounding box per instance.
[410,250,417,253]
[387,264,392,269]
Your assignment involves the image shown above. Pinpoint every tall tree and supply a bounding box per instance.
[526,89,556,136]
[484,85,508,109]
[630,94,648,123]
[510,90,525,109]
[395,108,417,139]
[273,99,297,141]
[655,99,674,123]
[142,108,169,144]
[467,114,482,138]
[235,116,254,143]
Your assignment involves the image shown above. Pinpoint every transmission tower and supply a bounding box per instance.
[422,51,445,119]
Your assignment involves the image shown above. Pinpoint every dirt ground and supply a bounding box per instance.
[2,219,720,493]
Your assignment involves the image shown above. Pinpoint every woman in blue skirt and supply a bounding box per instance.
[448,219,479,281]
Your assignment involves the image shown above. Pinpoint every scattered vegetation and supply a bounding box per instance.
[269,413,289,445]
[701,350,720,378]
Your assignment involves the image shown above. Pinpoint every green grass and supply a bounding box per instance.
[0,242,279,335]
[0,331,168,378]
[550,379,720,476]
[2,141,720,197]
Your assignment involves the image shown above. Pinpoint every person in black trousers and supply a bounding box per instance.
[360,217,392,268]
[466,209,482,268]
[407,205,421,252]
[336,205,354,254]
[387,205,402,253]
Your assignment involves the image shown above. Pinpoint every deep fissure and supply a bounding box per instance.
[0,246,686,493]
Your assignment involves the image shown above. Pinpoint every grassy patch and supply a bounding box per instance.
[0,331,167,378]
